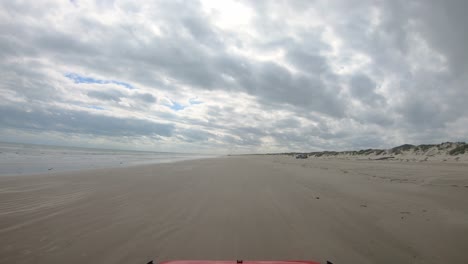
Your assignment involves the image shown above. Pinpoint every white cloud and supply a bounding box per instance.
[0,0,467,153]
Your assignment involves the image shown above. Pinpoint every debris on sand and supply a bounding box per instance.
[374,156,395,160]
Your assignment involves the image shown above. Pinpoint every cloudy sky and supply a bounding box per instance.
[1,0,467,153]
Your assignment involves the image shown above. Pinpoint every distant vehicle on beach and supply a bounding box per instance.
[295,154,308,159]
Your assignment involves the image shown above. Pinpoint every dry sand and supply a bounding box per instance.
[1,156,468,264]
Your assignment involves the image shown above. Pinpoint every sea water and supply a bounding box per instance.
[0,142,215,176]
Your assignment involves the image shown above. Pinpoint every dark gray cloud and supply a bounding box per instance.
[0,60,60,101]
[87,90,157,105]
[349,75,385,107]
[0,104,174,137]
[177,128,216,143]
[252,62,345,117]
[134,93,157,104]
[411,0,468,74]
[87,90,124,102]
[287,49,329,75]
[274,118,302,129]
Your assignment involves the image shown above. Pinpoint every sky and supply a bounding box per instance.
[1,0,467,154]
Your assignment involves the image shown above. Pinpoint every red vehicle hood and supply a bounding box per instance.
[161,261,321,264]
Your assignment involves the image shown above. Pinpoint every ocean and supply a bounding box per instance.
[0,142,216,176]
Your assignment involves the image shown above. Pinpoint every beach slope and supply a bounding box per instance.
[1,156,467,264]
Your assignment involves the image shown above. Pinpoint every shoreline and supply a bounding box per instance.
[0,155,221,177]
[0,141,219,176]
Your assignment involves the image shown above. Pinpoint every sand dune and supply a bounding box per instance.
[281,142,468,163]
[1,156,467,264]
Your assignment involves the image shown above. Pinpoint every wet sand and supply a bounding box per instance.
[1,156,467,264]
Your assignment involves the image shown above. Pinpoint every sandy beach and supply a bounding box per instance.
[1,156,468,264]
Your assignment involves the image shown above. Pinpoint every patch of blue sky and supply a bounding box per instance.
[170,101,187,111]
[164,99,200,111]
[189,98,203,105]
[87,105,105,110]
[65,73,134,89]
[111,80,133,89]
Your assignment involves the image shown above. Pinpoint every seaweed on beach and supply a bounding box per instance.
[374,156,394,160]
